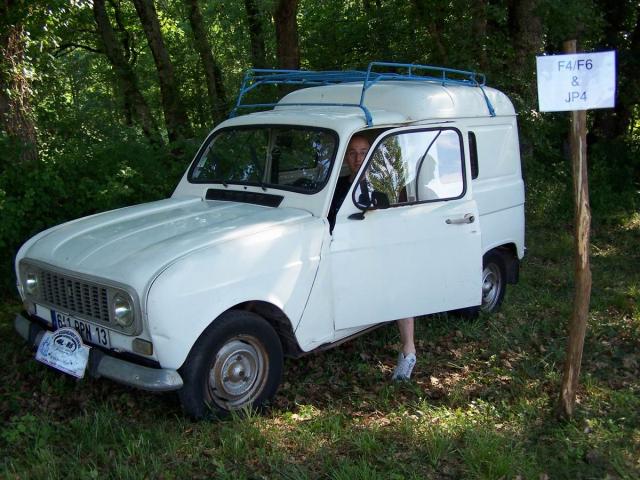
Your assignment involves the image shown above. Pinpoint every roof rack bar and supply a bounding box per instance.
[478,86,496,117]
[233,102,373,125]
[366,61,486,86]
[230,61,496,124]
[230,69,369,118]
[360,62,494,120]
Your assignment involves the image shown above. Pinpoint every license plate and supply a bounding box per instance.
[52,310,111,348]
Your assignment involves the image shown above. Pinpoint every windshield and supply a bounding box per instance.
[189,126,338,193]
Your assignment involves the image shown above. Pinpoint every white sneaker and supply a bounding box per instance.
[391,352,416,381]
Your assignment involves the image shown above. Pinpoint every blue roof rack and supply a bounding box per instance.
[230,61,496,126]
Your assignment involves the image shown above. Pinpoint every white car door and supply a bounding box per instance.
[330,126,482,330]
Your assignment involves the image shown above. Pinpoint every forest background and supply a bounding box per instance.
[1,1,639,478]
[0,0,638,297]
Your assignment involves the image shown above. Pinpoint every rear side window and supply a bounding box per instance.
[468,131,479,179]
[355,128,466,207]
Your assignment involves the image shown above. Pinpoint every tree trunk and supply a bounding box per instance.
[508,0,544,62]
[109,0,135,63]
[244,0,268,69]
[619,8,640,136]
[557,40,592,419]
[471,0,488,70]
[131,0,192,143]
[273,0,300,70]
[591,1,640,140]
[184,0,227,125]
[411,0,448,64]
[507,0,543,94]
[0,2,38,163]
[93,0,162,145]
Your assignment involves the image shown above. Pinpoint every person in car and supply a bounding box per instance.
[330,134,417,381]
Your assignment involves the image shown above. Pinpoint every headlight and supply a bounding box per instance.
[25,272,39,296]
[113,293,134,328]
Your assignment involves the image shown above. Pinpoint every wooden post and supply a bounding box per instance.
[557,39,592,418]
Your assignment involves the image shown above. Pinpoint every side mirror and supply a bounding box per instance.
[353,189,390,212]
[353,183,372,211]
[354,192,370,209]
[371,191,390,209]
[349,190,391,220]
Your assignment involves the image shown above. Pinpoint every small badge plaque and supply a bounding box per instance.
[36,327,91,379]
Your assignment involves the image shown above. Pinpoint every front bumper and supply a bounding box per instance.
[15,312,183,392]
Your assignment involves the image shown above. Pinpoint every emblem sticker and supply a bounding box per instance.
[35,327,90,379]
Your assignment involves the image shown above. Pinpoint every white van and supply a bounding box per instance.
[14,63,525,417]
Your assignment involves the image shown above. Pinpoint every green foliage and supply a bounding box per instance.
[0,129,191,294]
[588,138,640,218]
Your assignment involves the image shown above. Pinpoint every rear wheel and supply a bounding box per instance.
[480,251,507,313]
[179,310,283,419]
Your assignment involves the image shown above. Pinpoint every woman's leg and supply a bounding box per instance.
[392,317,417,380]
[397,317,416,355]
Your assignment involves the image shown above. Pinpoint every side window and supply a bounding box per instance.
[468,131,479,179]
[359,128,465,207]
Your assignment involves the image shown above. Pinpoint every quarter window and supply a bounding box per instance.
[469,131,479,179]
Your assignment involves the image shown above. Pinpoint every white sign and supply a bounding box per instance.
[536,51,616,112]
[36,327,90,378]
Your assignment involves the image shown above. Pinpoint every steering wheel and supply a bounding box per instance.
[291,177,316,190]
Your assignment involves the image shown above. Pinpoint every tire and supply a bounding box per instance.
[480,251,507,314]
[178,310,283,419]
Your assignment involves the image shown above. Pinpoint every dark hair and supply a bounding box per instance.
[348,134,370,146]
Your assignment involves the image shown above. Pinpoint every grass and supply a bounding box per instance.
[0,212,638,479]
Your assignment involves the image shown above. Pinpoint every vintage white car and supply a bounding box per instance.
[14,63,525,417]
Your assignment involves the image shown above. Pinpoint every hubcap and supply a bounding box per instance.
[481,263,502,312]
[208,336,268,410]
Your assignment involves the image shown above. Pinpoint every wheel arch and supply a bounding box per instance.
[178,300,303,371]
[484,243,519,284]
[177,308,285,417]
[233,300,304,358]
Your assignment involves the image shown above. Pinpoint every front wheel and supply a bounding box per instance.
[179,310,283,419]
[480,251,507,313]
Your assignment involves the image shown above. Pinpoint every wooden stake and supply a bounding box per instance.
[557,39,593,419]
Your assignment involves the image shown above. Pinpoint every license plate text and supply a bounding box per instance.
[52,311,111,348]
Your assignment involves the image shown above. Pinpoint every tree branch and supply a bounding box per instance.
[54,43,103,57]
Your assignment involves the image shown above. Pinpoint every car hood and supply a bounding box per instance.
[21,196,313,291]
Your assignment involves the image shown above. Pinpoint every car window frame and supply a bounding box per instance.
[187,124,340,195]
[351,126,468,209]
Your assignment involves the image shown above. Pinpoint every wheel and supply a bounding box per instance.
[480,251,506,313]
[179,310,283,419]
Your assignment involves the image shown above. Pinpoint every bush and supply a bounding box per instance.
[0,132,193,297]
[519,113,640,227]
[588,138,640,221]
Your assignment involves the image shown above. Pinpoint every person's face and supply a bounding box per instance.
[345,136,370,175]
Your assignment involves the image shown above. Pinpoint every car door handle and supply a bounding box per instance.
[445,213,475,225]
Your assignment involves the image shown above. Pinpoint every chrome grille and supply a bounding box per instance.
[40,270,110,323]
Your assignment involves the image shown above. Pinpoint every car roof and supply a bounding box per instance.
[278,81,516,122]
[217,80,516,135]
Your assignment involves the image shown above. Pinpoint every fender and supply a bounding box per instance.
[146,217,325,369]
